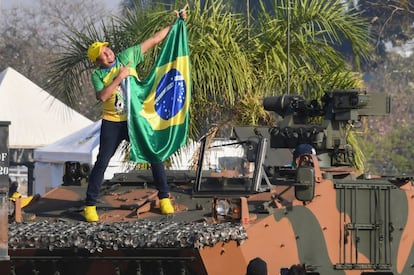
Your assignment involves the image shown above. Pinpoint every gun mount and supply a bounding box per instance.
[191,89,391,197]
[262,89,391,167]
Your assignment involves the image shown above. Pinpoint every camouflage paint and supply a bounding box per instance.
[396,184,414,274]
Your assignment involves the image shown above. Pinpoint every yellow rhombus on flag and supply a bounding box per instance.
[127,17,191,163]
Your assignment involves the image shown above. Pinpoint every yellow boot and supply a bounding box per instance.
[9,192,37,208]
[9,192,21,201]
[20,196,38,208]
[84,206,99,222]
[159,198,174,215]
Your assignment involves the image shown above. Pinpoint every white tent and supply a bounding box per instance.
[0,67,93,148]
[33,120,131,195]
[0,67,94,195]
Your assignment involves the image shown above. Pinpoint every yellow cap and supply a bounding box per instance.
[87,41,109,62]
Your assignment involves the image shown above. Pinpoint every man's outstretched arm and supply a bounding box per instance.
[140,5,188,54]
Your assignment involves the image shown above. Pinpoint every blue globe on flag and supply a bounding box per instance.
[154,68,186,120]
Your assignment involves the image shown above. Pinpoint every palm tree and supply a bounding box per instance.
[249,0,371,98]
[46,0,372,139]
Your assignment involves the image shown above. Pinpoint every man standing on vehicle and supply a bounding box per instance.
[84,7,187,222]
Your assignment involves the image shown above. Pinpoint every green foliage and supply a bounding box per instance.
[360,124,414,175]
[362,50,414,173]
[250,0,372,100]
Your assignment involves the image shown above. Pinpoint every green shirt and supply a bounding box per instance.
[91,44,144,122]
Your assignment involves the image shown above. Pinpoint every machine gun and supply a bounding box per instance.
[194,89,390,196]
[262,89,390,167]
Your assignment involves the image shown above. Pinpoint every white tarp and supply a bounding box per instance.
[0,67,92,148]
[33,120,132,195]
[34,120,101,164]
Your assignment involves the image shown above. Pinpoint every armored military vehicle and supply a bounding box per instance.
[2,89,413,275]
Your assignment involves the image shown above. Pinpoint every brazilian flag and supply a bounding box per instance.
[128,18,191,163]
